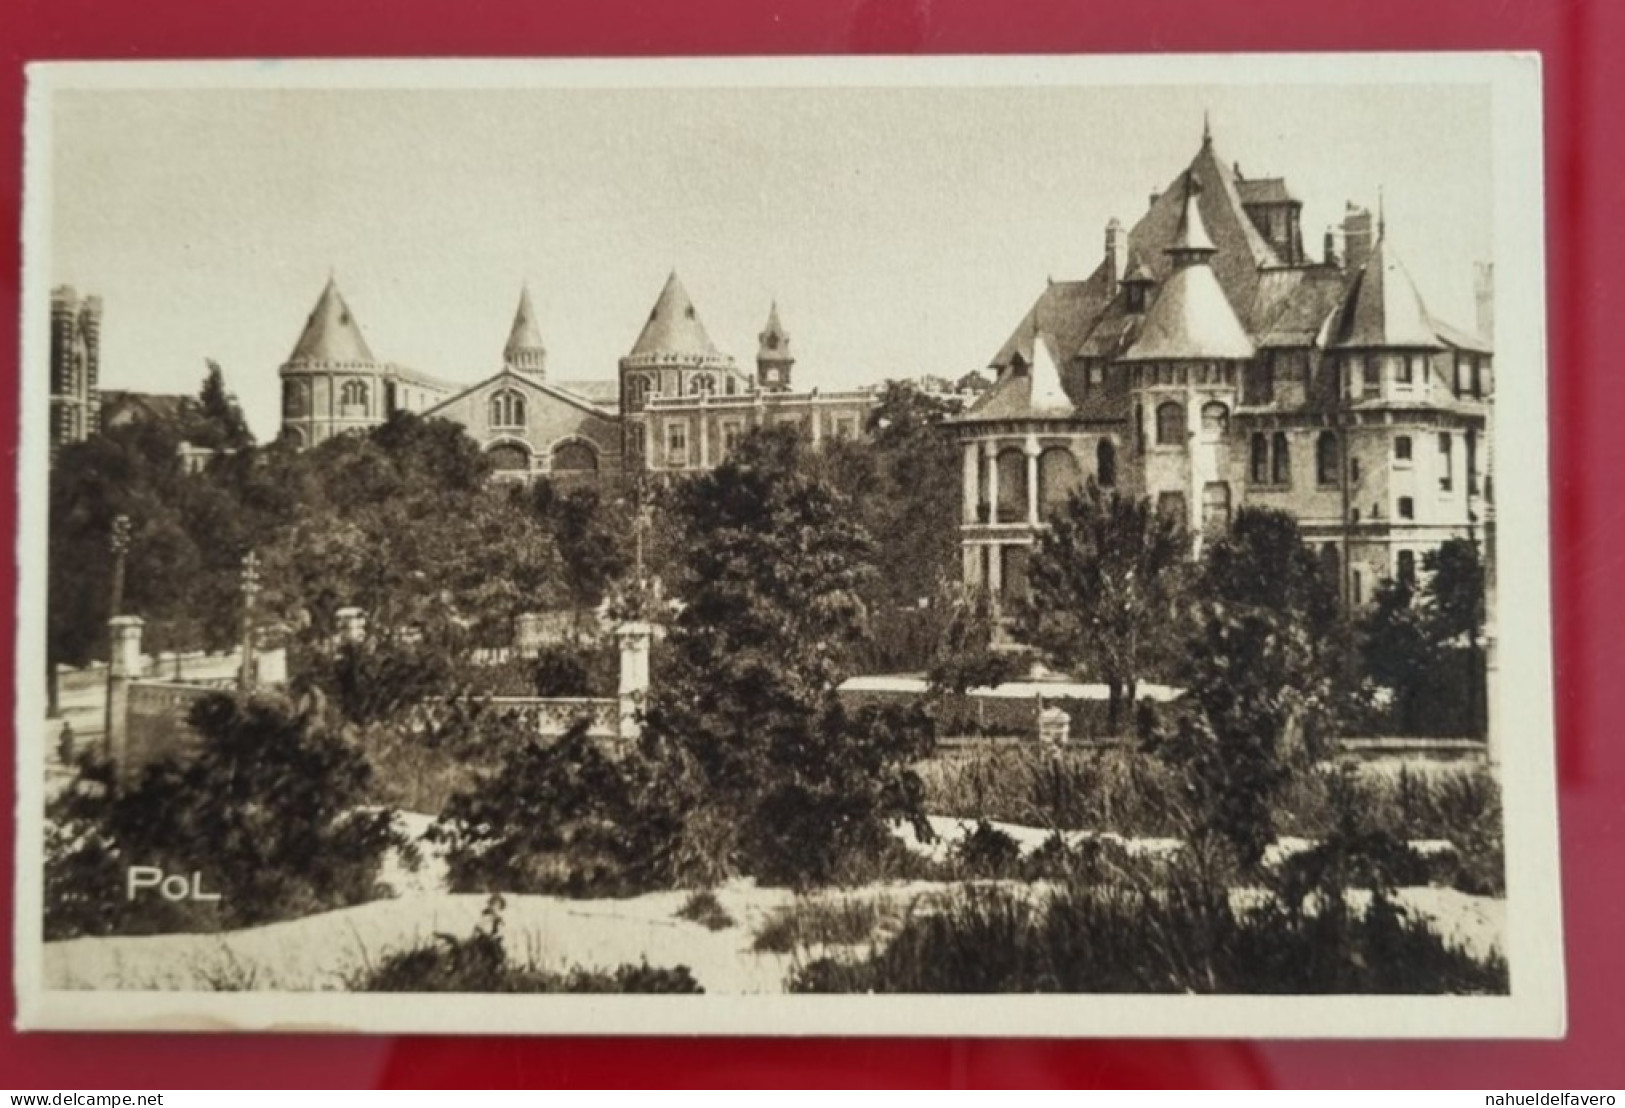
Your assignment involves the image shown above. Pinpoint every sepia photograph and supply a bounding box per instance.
[12,54,1560,1037]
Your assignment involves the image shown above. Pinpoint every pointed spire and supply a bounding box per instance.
[1168,171,1218,263]
[757,299,794,390]
[1327,234,1443,350]
[1026,329,1072,415]
[1377,185,1387,239]
[503,282,547,376]
[286,275,375,365]
[1202,110,1212,148]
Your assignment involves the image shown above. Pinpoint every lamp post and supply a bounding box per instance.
[102,514,131,750]
[239,551,261,694]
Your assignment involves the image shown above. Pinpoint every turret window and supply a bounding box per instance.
[1362,356,1381,398]
[1200,402,1229,443]
[340,379,369,412]
[1155,401,1185,446]
[1096,439,1117,488]
[1394,435,1413,466]
[1439,433,1454,492]
[689,374,717,396]
[489,388,526,429]
[283,380,310,418]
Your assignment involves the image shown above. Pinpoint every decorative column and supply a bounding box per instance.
[513,612,546,659]
[698,397,711,469]
[239,551,261,694]
[102,514,131,747]
[615,621,653,742]
[962,543,980,589]
[1024,434,1041,526]
[983,440,1000,524]
[962,439,979,525]
[106,615,144,774]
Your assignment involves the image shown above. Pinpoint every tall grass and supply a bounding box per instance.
[918,746,1504,896]
[791,869,1508,995]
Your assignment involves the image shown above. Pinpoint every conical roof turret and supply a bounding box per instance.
[628,271,721,360]
[503,283,547,374]
[1326,234,1444,350]
[287,276,375,365]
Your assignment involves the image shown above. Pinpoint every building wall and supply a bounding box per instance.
[50,286,102,457]
[639,390,874,473]
[426,372,623,483]
[280,363,458,447]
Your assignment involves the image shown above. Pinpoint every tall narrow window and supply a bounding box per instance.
[1395,434,1413,464]
[1202,482,1232,537]
[1096,439,1117,488]
[1398,496,1415,520]
[1156,401,1185,446]
[340,379,369,410]
[1362,356,1381,397]
[1316,431,1339,486]
[1271,432,1291,486]
[489,388,526,429]
[1249,433,1269,484]
[1200,401,1229,443]
[1439,432,1454,492]
[1466,429,1480,495]
[1397,354,1415,385]
[1135,403,1146,456]
[1397,550,1417,585]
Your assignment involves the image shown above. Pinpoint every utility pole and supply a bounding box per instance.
[239,551,260,694]
[102,514,131,754]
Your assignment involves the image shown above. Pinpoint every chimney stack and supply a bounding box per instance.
[1323,226,1339,269]
[1341,203,1374,273]
[1104,218,1123,299]
[1475,262,1495,343]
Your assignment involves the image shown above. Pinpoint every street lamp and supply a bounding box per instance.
[101,514,131,753]
[239,550,261,693]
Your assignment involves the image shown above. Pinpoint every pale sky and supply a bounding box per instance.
[47,78,1492,441]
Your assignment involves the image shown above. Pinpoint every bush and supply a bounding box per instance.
[353,897,703,993]
[431,722,680,898]
[752,896,892,954]
[674,890,735,932]
[44,694,411,940]
[951,820,1022,879]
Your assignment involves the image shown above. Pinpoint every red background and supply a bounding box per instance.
[0,0,1616,1089]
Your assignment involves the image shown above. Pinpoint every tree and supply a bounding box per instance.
[1025,481,1189,732]
[526,482,633,634]
[642,424,935,886]
[926,584,1028,695]
[191,359,255,452]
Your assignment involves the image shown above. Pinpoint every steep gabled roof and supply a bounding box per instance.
[1236,177,1297,206]
[628,271,721,359]
[288,277,375,365]
[958,331,1074,422]
[987,272,1111,370]
[424,368,619,422]
[1326,237,1444,350]
[1250,267,1351,349]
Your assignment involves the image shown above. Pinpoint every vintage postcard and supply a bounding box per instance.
[13,54,1560,1036]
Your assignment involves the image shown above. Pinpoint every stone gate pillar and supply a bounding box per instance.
[513,612,546,659]
[105,615,144,769]
[615,621,653,741]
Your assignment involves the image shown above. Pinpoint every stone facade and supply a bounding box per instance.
[954,124,1493,611]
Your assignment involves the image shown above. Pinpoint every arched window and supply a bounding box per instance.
[1039,447,1082,515]
[283,380,309,418]
[489,388,526,429]
[284,425,306,449]
[1271,431,1291,485]
[995,447,1027,523]
[551,439,598,472]
[486,442,529,472]
[627,374,654,408]
[1155,401,1185,446]
[1096,439,1117,488]
[689,373,717,396]
[340,379,369,411]
[1135,403,1146,456]
[1249,433,1269,484]
[1316,431,1340,486]
[1202,482,1232,536]
[1200,401,1229,443]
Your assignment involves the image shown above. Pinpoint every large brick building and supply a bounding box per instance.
[50,285,103,458]
[275,270,877,482]
[952,123,1494,611]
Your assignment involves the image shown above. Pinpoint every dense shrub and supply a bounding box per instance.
[352,898,702,993]
[430,722,680,898]
[951,820,1022,879]
[44,693,410,940]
